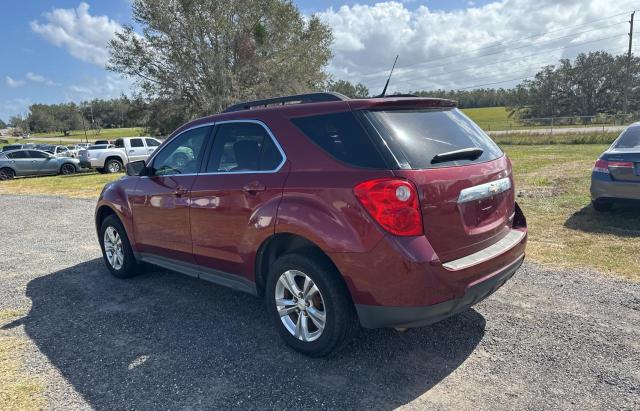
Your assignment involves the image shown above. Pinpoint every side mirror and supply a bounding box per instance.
[126,160,148,176]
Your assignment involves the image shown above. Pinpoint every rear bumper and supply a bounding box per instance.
[356,255,523,328]
[591,174,640,201]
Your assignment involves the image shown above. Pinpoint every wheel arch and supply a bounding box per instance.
[105,155,124,166]
[254,233,351,301]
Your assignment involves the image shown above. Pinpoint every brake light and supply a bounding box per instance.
[594,159,634,173]
[353,178,423,236]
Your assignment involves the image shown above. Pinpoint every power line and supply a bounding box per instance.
[452,54,626,90]
[368,34,627,90]
[356,10,633,78]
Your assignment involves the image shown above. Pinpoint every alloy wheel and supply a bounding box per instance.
[61,164,75,175]
[275,270,326,342]
[108,161,121,173]
[103,226,124,270]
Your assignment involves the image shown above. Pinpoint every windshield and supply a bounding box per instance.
[364,108,503,169]
[615,126,640,148]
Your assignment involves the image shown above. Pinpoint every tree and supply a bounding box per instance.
[108,0,333,126]
[325,79,369,98]
[0,119,6,129]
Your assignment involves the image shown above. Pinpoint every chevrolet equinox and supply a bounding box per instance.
[95,92,527,357]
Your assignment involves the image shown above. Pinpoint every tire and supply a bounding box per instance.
[99,214,143,278]
[0,167,15,180]
[593,198,613,212]
[60,163,77,175]
[105,159,123,174]
[265,252,359,357]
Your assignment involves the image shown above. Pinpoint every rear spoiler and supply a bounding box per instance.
[348,98,457,111]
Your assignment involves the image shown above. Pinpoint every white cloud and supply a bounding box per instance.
[5,76,26,88]
[317,0,637,92]
[30,2,122,66]
[25,72,59,86]
[65,74,131,101]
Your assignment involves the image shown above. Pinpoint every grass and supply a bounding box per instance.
[0,172,120,199]
[462,106,514,129]
[507,144,640,280]
[0,143,638,280]
[30,127,146,141]
[0,309,45,410]
[493,131,619,145]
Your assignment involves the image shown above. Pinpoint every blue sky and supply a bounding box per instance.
[0,0,634,122]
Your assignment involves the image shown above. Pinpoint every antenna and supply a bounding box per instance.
[378,55,399,98]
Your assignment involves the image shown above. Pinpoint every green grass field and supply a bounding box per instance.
[1,143,638,280]
[461,106,514,129]
[30,127,145,141]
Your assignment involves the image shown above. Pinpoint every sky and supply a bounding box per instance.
[0,0,637,121]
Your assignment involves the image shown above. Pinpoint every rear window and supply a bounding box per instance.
[89,145,108,150]
[291,112,387,169]
[364,108,503,169]
[615,126,640,148]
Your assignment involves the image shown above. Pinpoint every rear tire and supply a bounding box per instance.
[593,198,613,212]
[0,167,15,180]
[99,215,143,278]
[265,252,359,357]
[105,159,123,174]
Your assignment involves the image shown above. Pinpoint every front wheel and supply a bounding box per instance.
[99,215,143,278]
[60,163,76,175]
[265,253,359,357]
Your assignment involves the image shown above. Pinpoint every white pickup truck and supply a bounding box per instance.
[79,137,162,173]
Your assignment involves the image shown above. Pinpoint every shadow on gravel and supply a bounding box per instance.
[564,201,640,237]
[17,259,485,409]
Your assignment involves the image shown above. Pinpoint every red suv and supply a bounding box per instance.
[95,93,527,357]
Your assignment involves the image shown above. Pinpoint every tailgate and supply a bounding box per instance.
[394,156,515,262]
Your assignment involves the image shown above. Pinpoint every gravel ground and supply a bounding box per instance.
[0,194,639,410]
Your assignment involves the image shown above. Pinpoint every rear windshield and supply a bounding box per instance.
[615,126,640,148]
[364,108,503,169]
[89,145,109,150]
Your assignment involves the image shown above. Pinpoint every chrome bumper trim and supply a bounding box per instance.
[442,229,525,271]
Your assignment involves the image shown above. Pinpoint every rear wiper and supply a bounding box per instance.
[431,147,484,164]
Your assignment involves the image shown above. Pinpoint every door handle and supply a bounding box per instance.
[242,181,266,194]
[173,187,188,197]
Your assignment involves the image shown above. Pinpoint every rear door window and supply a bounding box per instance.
[130,138,144,147]
[7,151,29,159]
[205,122,283,172]
[364,108,503,169]
[291,112,387,169]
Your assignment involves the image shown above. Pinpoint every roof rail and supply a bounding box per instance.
[223,92,349,113]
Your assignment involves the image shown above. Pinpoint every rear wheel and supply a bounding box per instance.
[0,167,15,180]
[593,198,613,212]
[99,215,143,278]
[265,253,359,357]
[60,163,76,175]
[105,159,123,174]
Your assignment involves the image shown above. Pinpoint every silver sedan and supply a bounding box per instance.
[0,149,81,180]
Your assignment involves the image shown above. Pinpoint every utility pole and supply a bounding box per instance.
[623,11,635,117]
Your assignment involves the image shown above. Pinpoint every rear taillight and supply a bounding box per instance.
[594,159,634,173]
[353,178,423,236]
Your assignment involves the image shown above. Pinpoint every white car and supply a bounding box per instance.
[79,137,162,173]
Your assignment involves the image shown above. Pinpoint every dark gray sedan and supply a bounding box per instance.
[0,149,80,180]
[591,123,640,211]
